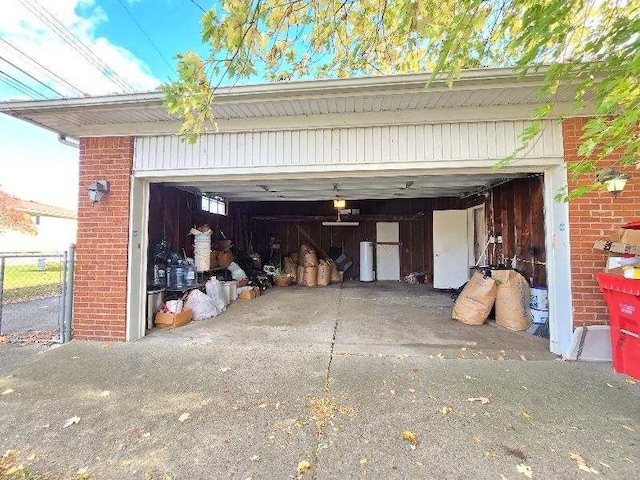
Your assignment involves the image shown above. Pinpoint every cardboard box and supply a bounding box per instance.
[238,287,261,300]
[603,262,640,278]
[618,228,640,246]
[593,240,640,256]
[155,308,193,329]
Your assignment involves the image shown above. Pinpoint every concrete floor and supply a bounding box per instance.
[1,281,638,479]
[153,281,554,360]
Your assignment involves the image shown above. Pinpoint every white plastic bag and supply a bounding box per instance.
[205,278,227,313]
[185,289,219,320]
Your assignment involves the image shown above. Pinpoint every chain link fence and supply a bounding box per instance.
[0,247,75,343]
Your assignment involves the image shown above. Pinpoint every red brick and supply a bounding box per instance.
[73,136,133,341]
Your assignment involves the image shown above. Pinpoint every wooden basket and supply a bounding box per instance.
[274,275,294,287]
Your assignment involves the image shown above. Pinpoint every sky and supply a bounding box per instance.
[0,0,211,210]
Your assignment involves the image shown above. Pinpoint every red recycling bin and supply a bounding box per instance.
[595,273,640,380]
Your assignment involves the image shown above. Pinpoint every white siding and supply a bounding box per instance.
[134,120,562,173]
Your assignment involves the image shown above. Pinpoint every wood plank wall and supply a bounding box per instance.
[148,184,233,258]
[238,198,465,280]
[148,178,547,286]
[481,175,547,286]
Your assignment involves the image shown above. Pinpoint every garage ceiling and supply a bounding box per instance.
[168,173,530,201]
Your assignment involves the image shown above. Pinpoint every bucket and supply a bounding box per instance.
[530,286,548,311]
[531,307,549,324]
[222,282,232,306]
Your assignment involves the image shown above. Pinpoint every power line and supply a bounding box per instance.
[0,38,85,96]
[188,0,207,14]
[0,55,63,97]
[0,70,48,99]
[115,0,174,72]
[17,0,135,93]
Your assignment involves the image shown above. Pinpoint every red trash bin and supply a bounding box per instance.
[595,273,640,380]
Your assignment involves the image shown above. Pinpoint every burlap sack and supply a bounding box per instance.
[289,252,299,265]
[317,260,331,286]
[297,265,305,286]
[283,256,297,277]
[300,244,319,267]
[452,272,497,325]
[328,259,341,283]
[491,269,531,331]
[304,266,318,287]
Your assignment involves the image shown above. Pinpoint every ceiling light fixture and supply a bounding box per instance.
[333,197,346,209]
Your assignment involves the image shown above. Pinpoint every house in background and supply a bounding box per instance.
[0,198,77,253]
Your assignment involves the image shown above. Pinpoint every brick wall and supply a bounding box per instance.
[564,118,640,327]
[74,137,133,341]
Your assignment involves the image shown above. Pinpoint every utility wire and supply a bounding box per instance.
[0,70,48,99]
[0,55,63,97]
[0,38,85,96]
[188,0,207,14]
[116,0,174,72]
[17,0,134,93]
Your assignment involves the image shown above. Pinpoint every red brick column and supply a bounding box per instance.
[74,137,133,341]
[564,118,640,328]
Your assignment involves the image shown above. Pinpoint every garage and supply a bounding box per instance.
[0,68,574,354]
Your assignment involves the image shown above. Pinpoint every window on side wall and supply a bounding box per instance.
[34,215,41,225]
[201,195,226,216]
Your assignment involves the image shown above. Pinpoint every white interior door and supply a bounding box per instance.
[376,222,400,280]
[126,177,149,341]
[433,210,470,289]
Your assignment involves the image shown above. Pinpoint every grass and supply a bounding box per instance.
[2,262,63,303]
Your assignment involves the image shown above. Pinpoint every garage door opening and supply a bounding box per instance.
[140,172,551,348]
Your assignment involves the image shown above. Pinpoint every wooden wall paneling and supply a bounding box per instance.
[530,177,547,286]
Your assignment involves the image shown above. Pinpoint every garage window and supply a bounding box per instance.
[201,195,226,216]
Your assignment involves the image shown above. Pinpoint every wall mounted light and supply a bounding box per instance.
[596,168,629,197]
[87,180,110,202]
[333,197,346,209]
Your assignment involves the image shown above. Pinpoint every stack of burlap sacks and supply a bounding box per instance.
[282,244,341,287]
[452,269,531,331]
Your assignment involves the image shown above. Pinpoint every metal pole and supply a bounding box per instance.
[58,251,68,342]
[0,257,4,334]
[63,244,75,343]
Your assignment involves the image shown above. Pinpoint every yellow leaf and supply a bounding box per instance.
[402,430,420,446]
[440,405,453,414]
[521,410,532,420]
[2,388,14,395]
[622,424,635,432]
[626,378,636,384]
[297,460,311,475]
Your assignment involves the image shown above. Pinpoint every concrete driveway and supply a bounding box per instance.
[1,283,638,479]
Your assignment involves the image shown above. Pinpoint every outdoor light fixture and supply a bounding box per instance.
[333,197,346,209]
[87,180,110,202]
[596,168,629,197]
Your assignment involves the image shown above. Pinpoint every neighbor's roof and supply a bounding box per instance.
[0,67,585,139]
[16,199,77,220]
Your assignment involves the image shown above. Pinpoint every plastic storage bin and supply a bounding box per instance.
[595,272,640,380]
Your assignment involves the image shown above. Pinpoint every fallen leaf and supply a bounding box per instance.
[297,460,311,475]
[598,461,611,469]
[98,391,110,397]
[516,463,533,478]
[578,463,599,474]
[258,403,268,408]
[390,389,396,395]
[622,424,635,432]
[464,375,472,380]
[402,430,420,446]
[625,378,636,384]
[2,388,14,395]
[472,436,482,443]
[521,410,532,420]
[467,397,490,405]
[440,405,453,415]
[360,458,367,465]
[63,416,80,428]
[251,455,261,461]
[220,367,230,373]
[520,354,528,361]
[178,413,190,422]
[27,453,36,461]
